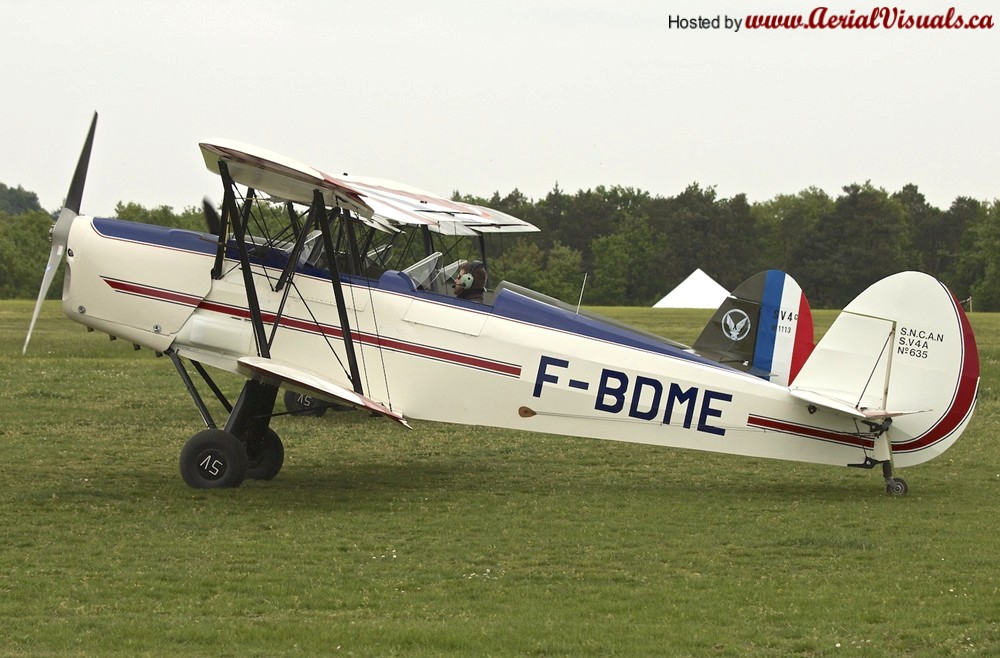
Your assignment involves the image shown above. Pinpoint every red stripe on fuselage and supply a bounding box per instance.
[195,300,521,377]
[747,414,874,449]
[102,278,521,378]
[102,278,204,307]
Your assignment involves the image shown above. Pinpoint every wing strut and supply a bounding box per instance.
[275,203,317,293]
[209,198,229,280]
[313,191,365,395]
[219,160,270,359]
[419,225,435,263]
[476,233,489,273]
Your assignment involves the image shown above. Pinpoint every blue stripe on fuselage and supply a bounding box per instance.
[92,217,338,280]
[92,217,728,370]
[93,217,216,256]
[489,289,725,368]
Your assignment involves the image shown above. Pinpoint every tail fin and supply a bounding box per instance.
[790,272,979,466]
[693,270,814,386]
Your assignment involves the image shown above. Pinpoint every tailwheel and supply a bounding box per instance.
[880,460,908,496]
[179,429,249,489]
[245,428,284,481]
[886,477,908,496]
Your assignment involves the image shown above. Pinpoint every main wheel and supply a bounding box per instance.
[284,390,328,417]
[245,428,284,481]
[886,477,908,496]
[179,429,249,489]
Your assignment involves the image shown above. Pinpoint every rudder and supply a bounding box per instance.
[790,272,979,466]
[693,270,814,386]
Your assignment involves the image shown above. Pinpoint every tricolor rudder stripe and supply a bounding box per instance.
[752,270,814,386]
[692,270,814,387]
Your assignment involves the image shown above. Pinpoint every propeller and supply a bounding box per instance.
[23,112,98,354]
[202,198,221,235]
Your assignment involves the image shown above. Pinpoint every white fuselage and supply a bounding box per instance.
[62,216,974,470]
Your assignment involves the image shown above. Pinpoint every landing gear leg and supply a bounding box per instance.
[873,430,907,496]
[850,419,907,496]
[224,380,284,482]
[176,374,284,489]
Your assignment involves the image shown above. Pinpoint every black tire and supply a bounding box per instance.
[886,477,908,496]
[246,428,284,481]
[284,390,328,417]
[179,429,249,489]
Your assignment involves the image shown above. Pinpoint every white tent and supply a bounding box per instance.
[653,268,730,309]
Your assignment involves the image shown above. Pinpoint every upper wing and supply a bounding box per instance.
[199,139,374,218]
[339,174,539,235]
[236,356,411,428]
[199,140,538,236]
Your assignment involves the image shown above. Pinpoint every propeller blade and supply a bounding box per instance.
[203,198,221,235]
[23,112,98,354]
[23,224,67,354]
[66,112,98,214]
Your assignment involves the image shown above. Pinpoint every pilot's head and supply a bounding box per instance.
[453,261,486,299]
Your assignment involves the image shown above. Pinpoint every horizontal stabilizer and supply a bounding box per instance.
[237,357,411,428]
[788,388,925,419]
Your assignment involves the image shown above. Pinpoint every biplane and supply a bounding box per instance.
[25,113,980,494]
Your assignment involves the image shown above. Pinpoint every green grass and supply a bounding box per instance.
[1,301,998,657]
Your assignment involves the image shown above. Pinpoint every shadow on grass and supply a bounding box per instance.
[224,453,894,512]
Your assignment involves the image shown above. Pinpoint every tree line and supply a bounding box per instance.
[2,179,998,309]
[462,182,999,310]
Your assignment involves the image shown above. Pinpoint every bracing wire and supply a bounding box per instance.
[287,277,352,382]
[363,271,394,412]
[226,187,400,408]
[855,332,894,409]
[342,212,394,411]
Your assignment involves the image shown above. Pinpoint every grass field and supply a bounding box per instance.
[1,300,998,657]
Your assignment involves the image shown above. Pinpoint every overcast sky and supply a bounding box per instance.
[3,0,996,217]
